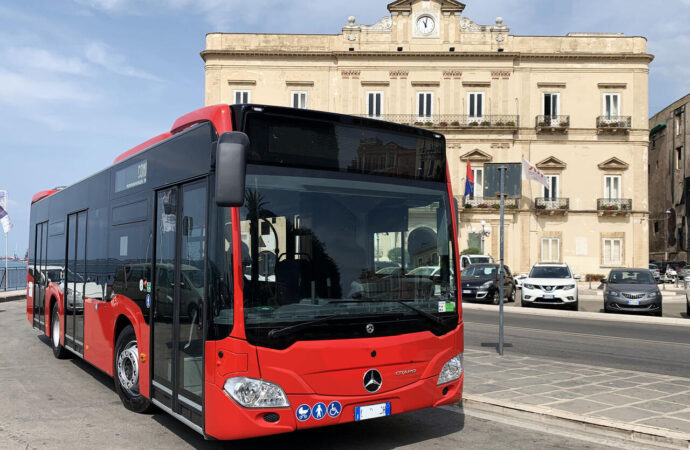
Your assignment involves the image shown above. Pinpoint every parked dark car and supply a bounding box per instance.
[603,269,662,316]
[460,264,515,305]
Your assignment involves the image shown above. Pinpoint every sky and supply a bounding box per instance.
[1,0,689,258]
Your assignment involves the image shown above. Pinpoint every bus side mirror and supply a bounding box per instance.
[215,132,249,207]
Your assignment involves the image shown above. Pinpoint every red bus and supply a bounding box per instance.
[27,104,463,440]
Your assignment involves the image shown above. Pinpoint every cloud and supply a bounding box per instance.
[3,46,90,75]
[85,42,163,81]
[72,0,132,13]
[0,67,98,106]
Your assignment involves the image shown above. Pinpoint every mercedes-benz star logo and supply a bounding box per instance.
[363,369,383,393]
[366,323,375,334]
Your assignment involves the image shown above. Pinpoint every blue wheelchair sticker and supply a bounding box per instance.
[327,401,342,418]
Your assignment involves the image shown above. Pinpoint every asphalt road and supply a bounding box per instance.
[0,300,616,449]
[464,308,690,378]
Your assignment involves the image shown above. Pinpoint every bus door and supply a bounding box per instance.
[151,181,207,430]
[65,210,87,355]
[33,221,48,331]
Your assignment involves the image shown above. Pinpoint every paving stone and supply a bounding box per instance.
[659,392,690,406]
[593,407,659,422]
[513,384,560,396]
[552,379,591,389]
[636,417,690,433]
[614,387,673,401]
[547,389,587,401]
[670,410,690,421]
[631,400,688,414]
[565,384,612,396]
[571,369,607,376]
[548,399,611,415]
[638,382,690,395]
[584,392,640,407]
[595,380,639,389]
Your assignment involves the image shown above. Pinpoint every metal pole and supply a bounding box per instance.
[4,232,7,292]
[498,166,506,356]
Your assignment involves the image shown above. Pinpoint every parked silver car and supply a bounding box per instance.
[677,265,690,281]
[603,269,662,316]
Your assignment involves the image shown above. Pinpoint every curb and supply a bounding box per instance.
[0,293,25,303]
[462,302,689,327]
[463,395,690,449]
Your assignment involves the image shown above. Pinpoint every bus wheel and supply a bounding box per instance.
[51,304,69,359]
[114,325,153,413]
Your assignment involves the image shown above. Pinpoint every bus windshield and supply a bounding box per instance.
[239,167,457,348]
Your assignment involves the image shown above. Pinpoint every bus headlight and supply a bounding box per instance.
[437,353,463,385]
[223,377,290,409]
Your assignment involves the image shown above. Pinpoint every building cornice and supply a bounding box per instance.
[201,50,654,63]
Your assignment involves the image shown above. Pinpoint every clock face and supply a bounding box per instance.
[417,16,435,35]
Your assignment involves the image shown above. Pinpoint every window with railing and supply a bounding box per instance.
[367,92,383,118]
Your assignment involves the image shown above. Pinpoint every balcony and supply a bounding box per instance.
[534,198,570,215]
[536,115,570,133]
[360,115,520,129]
[596,116,632,134]
[597,198,632,215]
[461,197,520,213]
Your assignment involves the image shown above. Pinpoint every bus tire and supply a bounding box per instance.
[114,325,153,413]
[50,303,69,359]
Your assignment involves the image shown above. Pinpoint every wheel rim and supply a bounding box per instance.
[52,312,60,348]
[117,340,140,398]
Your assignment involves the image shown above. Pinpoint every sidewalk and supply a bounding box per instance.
[464,348,690,446]
[0,289,24,303]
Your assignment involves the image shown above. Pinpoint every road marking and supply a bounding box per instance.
[466,321,690,348]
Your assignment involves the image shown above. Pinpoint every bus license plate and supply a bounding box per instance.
[355,402,391,421]
[627,300,640,306]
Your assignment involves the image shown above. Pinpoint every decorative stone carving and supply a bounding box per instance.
[443,70,463,79]
[490,143,511,149]
[361,16,393,31]
[341,70,361,79]
[348,34,357,41]
[495,34,505,43]
[491,71,511,79]
[460,17,483,32]
[389,70,409,79]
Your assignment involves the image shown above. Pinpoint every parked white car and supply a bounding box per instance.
[460,254,495,270]
[521,263,579,311]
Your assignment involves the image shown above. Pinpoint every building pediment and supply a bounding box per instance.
[388,0,466,14]
[536,156,567,170]
[598,157,629,171]
[460,149,492,162]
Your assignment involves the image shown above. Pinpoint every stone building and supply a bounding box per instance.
[649,94,690,263]
[202,0,652,275]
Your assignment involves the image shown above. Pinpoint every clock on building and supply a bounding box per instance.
[416,15,435,35]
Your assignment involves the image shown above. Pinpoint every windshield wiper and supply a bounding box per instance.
[329,300,450,328]
[267,314,341,340]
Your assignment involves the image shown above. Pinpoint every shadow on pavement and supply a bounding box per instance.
[481,342,513,354]
[153,405,466,449]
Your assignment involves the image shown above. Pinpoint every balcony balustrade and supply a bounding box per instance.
[534,198,570,214]
[461,197,520,212]
[597,116,632,133]
[360,115,520,129]
[597,198,632,215]
[536,115,570,133]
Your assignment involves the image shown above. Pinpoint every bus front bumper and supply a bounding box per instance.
[204,373,463,440]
